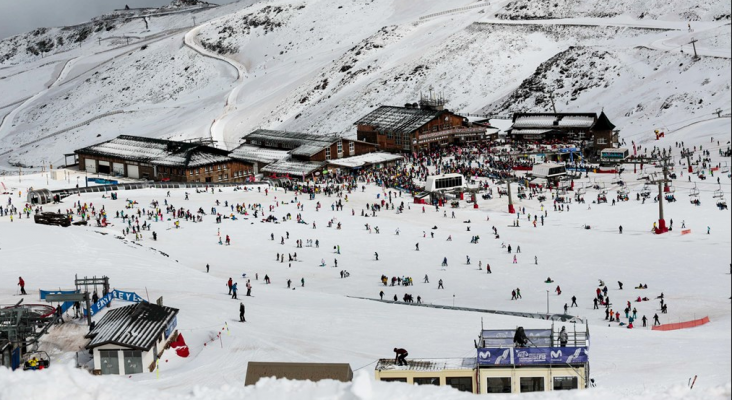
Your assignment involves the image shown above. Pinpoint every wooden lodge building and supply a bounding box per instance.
[354,97,490,153]
[508,112,618,157]
[239,129,377,162]
[75,135,254,183]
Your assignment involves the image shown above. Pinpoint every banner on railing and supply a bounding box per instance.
[478,347,588,366]
[86,289,145,317]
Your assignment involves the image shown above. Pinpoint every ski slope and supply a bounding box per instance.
[0,118,729,399]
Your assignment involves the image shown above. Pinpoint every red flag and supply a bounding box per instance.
[170,333,190,358]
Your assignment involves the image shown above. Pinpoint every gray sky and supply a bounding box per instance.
[0,0,235,40]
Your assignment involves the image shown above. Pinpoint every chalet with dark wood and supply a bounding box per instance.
[354,98,487,153]
[75,135,254,183]
[508,112,618,156]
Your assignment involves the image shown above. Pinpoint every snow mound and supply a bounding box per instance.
[0,365,729,400]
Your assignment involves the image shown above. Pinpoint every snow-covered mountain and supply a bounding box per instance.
[0,0,729,168]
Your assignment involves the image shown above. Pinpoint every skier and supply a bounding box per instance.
[423,274,429,283]
[516,288,522,299]
[227,278,233,295]
[442,257,448,267]
[559,327,569,347]
[564,303,568,313]
[206,264,210,273]
[231,283,238,299]
[486,264,492,274]
[415,243,420,251]
[642,315,648,327]
[287,279,292,289]
[380,291,384,300]
[513,255,517,264]
[619,226,623,234]
[511,290,517,300]
[246,281,252,297]
[301,278,305,287]
[571,296,578,307]
[535,256,538,265]
[438,279,444,289]
[18,277,26,295]
[394,348,409,366]
[618,281,624,290]
[239,302,246,322]
[374,252,379,261]
[593,298,599,309]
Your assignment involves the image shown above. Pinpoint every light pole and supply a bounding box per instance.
[546,290,550,315]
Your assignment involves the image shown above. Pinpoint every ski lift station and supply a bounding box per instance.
[85,302,179,375]
[424,173,467,192]
[375,324,590,394]
[530,163,568,187]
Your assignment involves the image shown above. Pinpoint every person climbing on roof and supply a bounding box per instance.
[394,348,409,366]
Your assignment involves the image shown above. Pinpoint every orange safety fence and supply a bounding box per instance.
[652,316,710,331]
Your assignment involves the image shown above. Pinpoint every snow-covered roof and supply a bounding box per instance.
[512,113,599,129]
[245,129,340,149]
[355,106,448,134]
[327,152,403,169]
[376,358,477,372]
[229,145,290,164]
[76,135,234,168]
[510,129,556,135]
[261,159,325,177]
[86,302,178,351]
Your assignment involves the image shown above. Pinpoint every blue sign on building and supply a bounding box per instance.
[478,347,588,366]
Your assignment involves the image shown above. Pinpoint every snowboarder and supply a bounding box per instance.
[394,348,409,366]
[18,277,26,295]
[239,302,246,322]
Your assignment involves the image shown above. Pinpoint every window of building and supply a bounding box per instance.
[380,378,408,383]
[520,377,545,393]
[486,377,512,393]
[196,169,200,175]
[446,377,473,393]
[218,175,222,181]
[99,350,119,375]
[413,377,440,386]
[123,350,143,375]
[325,148,331,160]
[553,377,578,391]
[597,138,607,145]
[189,170,194,176]
[224,174,228,180]
[337,141,343,154]
[217,165,222,171]
[223,164,228,170]
[349,142,355,154]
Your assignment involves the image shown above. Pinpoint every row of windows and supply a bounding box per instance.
[434,176,464,190]
[188,165,228,176]
[381,376,578,393]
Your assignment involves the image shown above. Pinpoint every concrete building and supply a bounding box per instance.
[375,358,477,393]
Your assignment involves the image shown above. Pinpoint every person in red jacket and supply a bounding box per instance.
[394,348,409,366]
[227,278,233,295]
[18,277,27,295]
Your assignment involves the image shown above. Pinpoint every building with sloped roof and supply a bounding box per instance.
[509,112,618,157]
[75,135,254,183]
[354,101,488,153]
[85,302,179,375]
[241,129,377,163]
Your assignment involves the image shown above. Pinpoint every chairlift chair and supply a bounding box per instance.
[714,184,724,199]
[22,351,51,371]
[721,162,729,174]
[689,184,700,197]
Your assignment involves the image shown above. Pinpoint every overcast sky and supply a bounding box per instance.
[0,0,235,40]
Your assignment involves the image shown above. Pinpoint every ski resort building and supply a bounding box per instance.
[375,325,590,395]
[354,98,488,153]
[75,135,255,183]
[508,112,618,157]
[85,302,179,376]
[241,129,377,162]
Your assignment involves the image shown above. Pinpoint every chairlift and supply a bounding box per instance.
[689,184,700,197]
[618,187,630,197]
[22,351,51,371]
[717,197,728,210]
[714,184,724,199]
[721,162,729,174]
[640,184,652,198]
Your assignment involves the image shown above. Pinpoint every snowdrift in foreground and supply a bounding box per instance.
[0,365,729,400]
